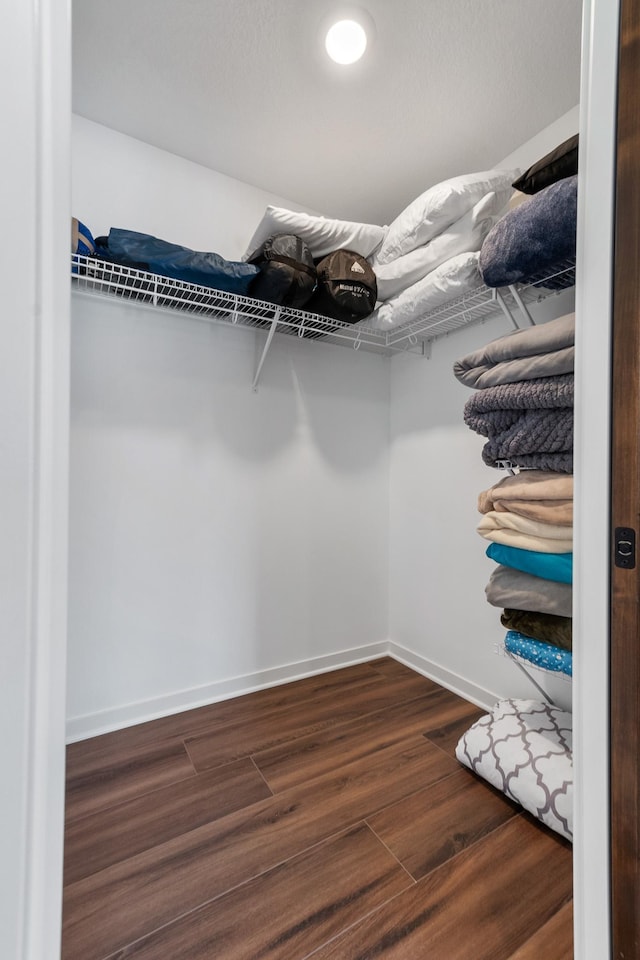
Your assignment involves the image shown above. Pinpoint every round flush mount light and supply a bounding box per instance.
[325,18,368,64]
[317,7,376,70]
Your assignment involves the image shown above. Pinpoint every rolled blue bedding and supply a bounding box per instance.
[95,228,259,294]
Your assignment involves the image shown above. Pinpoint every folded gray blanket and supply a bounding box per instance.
[485,564,573,618]
[479,175,577,289]
[464,374,574,471]
[465,373,574,413]
[453,313,575,389]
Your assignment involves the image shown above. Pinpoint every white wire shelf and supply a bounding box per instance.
[383,259,576,346]
[71,254,413,357]
[494,640,572,710]
[71,255,575,386]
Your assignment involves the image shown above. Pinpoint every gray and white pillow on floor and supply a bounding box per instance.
[455,698,573,841]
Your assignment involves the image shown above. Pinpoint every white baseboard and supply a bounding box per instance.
[65,641,389,742]
[387,641,498,712]
[65,639,500,743]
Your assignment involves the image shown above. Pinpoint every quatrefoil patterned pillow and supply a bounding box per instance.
[455,698,573,841]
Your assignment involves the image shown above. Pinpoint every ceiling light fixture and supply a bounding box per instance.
[325,18,368,64]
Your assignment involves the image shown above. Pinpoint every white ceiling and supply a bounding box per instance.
[72,0,583,225]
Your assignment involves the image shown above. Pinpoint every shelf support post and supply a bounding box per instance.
[252,308,282,391]
[508,284,536,326]
[494,289,520,329]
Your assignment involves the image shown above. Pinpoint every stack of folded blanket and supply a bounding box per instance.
[454,140,578,841]
[454,311,575,471]
[480,470,573,677]
[453,313,575,678]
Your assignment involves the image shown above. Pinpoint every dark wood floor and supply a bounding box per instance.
[63,658,573,960]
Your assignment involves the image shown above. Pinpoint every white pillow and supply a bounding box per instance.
[376,168,518,264]
[371,191,499,302]
[455,698,573,841]
[366,251,481,331]
[243,206,386,261]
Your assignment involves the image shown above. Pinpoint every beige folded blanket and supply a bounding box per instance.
[488,496,572,525]
[478,470,573,525]
[478,511,573,553]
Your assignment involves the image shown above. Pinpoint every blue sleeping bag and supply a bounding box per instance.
[96,228,258,295]
[479,175,577,289]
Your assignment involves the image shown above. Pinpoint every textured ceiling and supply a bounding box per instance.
[72,0,583,225]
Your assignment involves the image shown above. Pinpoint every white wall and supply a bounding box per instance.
[68,120,390,739]
[388,106,579,709]
[69,109,581,737]
[499,104,580,173]
[72,114,318,260]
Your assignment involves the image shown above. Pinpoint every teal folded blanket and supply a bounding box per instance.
[505,630,573,677]
[486,542,573,584]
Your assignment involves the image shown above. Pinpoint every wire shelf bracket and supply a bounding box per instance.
[494,641,571,707]
[506,651,558,705]
[252,308,281,391]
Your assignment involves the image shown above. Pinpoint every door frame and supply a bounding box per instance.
[3,0,624,957]
[572,1,620,957]
[608,0,640,955]
[1,1,71,958]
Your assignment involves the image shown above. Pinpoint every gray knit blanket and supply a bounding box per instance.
[464,374,574,471]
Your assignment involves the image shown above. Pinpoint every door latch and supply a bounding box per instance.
[614,527,636,569]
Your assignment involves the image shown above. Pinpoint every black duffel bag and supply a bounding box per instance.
[248,234,317,308]
[308,249,377,324]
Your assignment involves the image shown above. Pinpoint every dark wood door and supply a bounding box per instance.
[611,0,640,956]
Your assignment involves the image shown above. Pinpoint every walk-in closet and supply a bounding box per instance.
[6,1,637,958]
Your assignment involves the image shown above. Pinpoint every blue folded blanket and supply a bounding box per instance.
[479,175,577,289]
[95,228,259,295]
[504,630,573,676]
[486,542,573,584]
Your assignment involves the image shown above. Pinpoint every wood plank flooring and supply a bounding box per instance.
[63,658,573,960]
